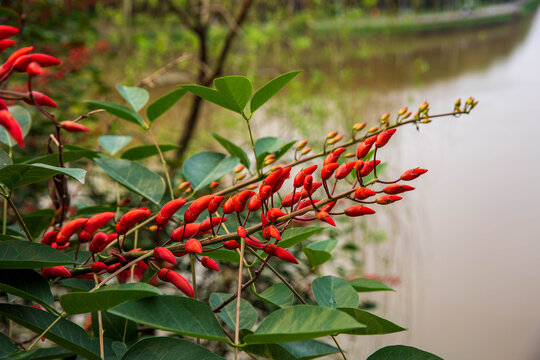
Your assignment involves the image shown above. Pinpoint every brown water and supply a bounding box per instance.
[150,10,540,359]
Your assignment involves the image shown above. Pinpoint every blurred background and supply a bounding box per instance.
[2,0,539,358]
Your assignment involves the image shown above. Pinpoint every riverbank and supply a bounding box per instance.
[309,0,540,35]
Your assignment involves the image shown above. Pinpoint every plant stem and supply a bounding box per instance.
[1,193,33,242]
[148,128,175,200]
[26,313,66,351]
[190,254,200,344]
[244,116,261,177]
[234,236,246,360]
[93,273,105,359]
[2,196,7,235]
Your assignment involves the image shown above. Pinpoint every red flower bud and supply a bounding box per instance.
[383,184,415,194]
[184,195,213,223]
[153,247,177,265]
[320,200,337,213]
[0,39,15,52]
[26,61,42,76]
[57,217,88,245]
[91,262,108,273]
[107,263,122,273]
[158,269,194,297]
[261,213,269,227]
[23,91,57,108]
[246,236,264,248]
[259,185,273,200]
[354,187,377,200]
[264,168,283,187]
[40,230,59,246]
[223,240,241,250]
[269,225,281,241]
[199,217,226,232]
[60,120,90,133]
[344,205,376,217]
[222,197,235,214]
[400,168,428,181]
[360,160,381,177]
[303,175,313,192]
[263,243,277,255]
[89,232,110,253]
[267,208,286,222]
[320,163,340,180]
[237,226,247,238]
[156,198,186,227]
[335,162,355,179]
[316,211,336,226]
[375,128,396,148]
[208,195,224,213]
[0,25,18,40]
[3,46,33,69]
[248,195,262,211]
[293,171,305,188]
[42,266,71,279]
[170,223,200,242]
[274,247,298,264]
[201,256,219,271]
[117,208,151,234]
[281,192,302,207]
[185,238,202,254]
[13,54,61,72]
[356,136,376,159]
[376,195,402,205]
[79,212,115,243]
[238,190,256,204]
[0,109,24,148]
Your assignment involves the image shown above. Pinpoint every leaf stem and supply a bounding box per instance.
[234,236,246,360]
[148,128,175,200]
[26,313,66,351]
[0,193,33,241]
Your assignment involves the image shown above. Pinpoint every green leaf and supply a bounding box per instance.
[0,106,31,148]
[213,75,252,113]
[147,88,186,123]
[253,283,294,308]
[60,283,161,314]
[99,136,132,156]
[24,347,74,360]
[0,331,18,356]
[0,148,12,169]
[109,295,227,341]
[254,137,291,169]
[121,144,179,161]
[204,248,239,263]
[367,345,443,360]
[0,304,100,360]
[302,240,337,267]
[95,156,165,205]
[280,340,340,360]
[279,227,324,249]
[0,163,86,190]
[86,100,146,128]
[244,305,365,344]
[116,85,149,112]
[337,308,406,335]
[0,241,74,269]
[91,311,138,343]
[58,278,94,292]
[25,149,98,166]
[22,209,55,239]
[181,85,240,114]
[122,337,225,360]
[348,277,394,292]
[250,71,301,113]
[212,132,250,168]
[209,293,258,331]
[312,276,358,309]
[182,152,239,192]
[0,269,53,307]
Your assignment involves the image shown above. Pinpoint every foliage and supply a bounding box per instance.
[0,21,478,360]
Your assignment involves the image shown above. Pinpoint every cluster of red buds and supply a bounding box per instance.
[39,123,427,299]
[0,24,92,148]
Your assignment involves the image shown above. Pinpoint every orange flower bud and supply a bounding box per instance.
[376,195,402,205]
[185,238,203,254]
[344,205,376,217]
[383,184,415,194]
[400,168,428,181]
